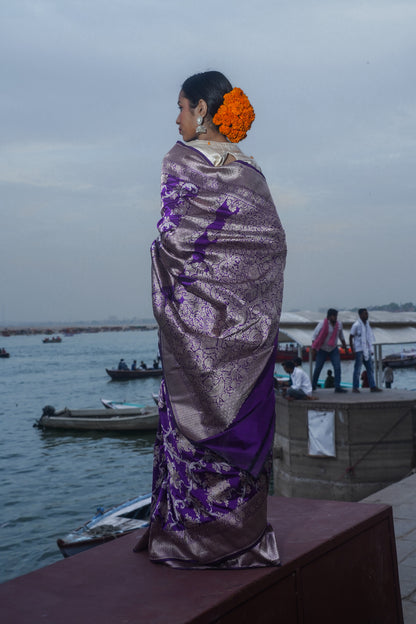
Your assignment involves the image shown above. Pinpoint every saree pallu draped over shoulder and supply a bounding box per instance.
[136,141,286,568]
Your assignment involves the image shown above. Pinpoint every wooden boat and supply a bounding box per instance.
[0,351,10,358]
[382,349,416,368]
[57,493,151,557]
[43,336,62,343]
[105,367,162,380]
[276,346,354,363]
[35,404,159,431]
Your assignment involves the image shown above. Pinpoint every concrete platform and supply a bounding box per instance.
[361,472,416,624]
[0,496,402,623]
[274,389,416,501]
[310,388,416,404]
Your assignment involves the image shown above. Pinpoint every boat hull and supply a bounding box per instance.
[382,350,416,368]
[382,357,416,369]
[57,533,123,557]
[37,407,159,431]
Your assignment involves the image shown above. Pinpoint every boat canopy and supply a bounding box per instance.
[278,311,416,348]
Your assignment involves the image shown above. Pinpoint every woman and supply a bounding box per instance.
[135,71,286,569]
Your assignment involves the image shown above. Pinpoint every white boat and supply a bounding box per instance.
[57,493,152,557]
[101,398,146,410]
[35,404,159,431]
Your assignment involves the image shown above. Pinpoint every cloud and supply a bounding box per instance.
[1,0,415,321]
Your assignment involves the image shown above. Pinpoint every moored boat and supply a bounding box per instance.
[57,493,152,557]
[35,404,159,431]
[43,336,62,343]
[105,367,163,380]
[382,349,416,368]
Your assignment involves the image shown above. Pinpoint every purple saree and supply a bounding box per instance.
[137,141,286,568]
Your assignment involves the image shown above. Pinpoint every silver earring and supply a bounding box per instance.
[196,116,207,134]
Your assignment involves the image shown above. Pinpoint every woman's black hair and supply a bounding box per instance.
[181,71,232,118]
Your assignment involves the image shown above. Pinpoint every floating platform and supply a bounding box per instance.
[274,388,416,502]
[0,496,402,623]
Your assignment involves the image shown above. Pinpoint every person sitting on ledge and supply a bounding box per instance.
[324,369,335,388]
[282,361,314,400]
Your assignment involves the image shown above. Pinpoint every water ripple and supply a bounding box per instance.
[0,330,159,583]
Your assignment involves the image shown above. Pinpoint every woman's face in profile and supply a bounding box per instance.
[176,91,198,142]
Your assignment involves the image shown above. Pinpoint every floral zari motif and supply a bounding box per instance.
[157,174,199,235]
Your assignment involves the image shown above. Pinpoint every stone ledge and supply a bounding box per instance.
[0,496,403,623]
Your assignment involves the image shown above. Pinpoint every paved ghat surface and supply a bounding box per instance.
[362,472,416,623]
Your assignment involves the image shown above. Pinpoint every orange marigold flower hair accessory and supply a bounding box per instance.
[212,87,255,143]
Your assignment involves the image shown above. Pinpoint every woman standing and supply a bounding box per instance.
[135,71,286,568]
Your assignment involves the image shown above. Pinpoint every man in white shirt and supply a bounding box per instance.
[349,309,382,393]
[283,361,313,400]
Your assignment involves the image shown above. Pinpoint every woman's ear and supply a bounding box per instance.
[197,99,208,118]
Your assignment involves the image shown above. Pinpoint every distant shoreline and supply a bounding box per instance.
[1,324,157,337]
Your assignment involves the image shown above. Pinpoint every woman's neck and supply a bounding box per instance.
[196,126,228,143]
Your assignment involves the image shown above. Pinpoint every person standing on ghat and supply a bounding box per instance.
[134,70,286,569]
[311,308,348,392]
[349,308,382,393]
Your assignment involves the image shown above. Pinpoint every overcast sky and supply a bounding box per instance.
[1,0,415,323]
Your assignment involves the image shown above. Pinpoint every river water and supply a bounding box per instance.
[1,330,415,584]
[0,329,161,584]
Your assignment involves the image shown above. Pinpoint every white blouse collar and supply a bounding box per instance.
[186,140,260,170]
